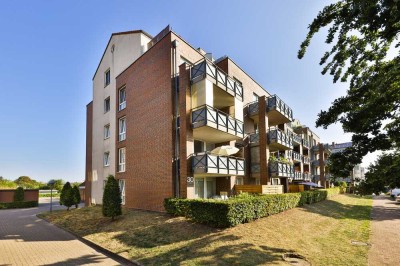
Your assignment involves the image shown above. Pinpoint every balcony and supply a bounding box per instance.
[302,139,310,149]
[303,173,311,181]
[323,144,332,154]
[293,171,302,180]
[313,175,320,182]
[191,59,243,101]
[247,95,293,126]
[269,161,294,178]
[292,133,302,146]
[192,152,245,177]
[312,145,320,152]
[291,151,302,162]
[268,129,293,151]
[312,159,320,166]
[303,156,311,164]
[192,105,244,143]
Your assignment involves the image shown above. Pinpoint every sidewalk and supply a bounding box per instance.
[368,195,400,266]
[0,198,120,265]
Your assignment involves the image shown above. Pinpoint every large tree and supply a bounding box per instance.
[299,0,400,171]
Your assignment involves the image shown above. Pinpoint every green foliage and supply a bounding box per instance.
[102,175,122,220]
[0,178,17,189]
[299,0,400,171]
[164,188,340,228]
[60,182,74,210]
[14,187,24,202]
[39,193,60,198]
[72,185,81,208]
[51,179,65,192]
[0,201,38,209]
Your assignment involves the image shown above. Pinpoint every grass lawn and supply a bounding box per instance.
[38,194,372,266]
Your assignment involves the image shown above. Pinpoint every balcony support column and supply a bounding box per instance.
[259,96,269,185]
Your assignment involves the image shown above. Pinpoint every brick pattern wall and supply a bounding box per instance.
[0,190,39,203]
[85,102,93,206]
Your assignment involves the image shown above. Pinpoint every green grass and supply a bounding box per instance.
[38,194,372,265]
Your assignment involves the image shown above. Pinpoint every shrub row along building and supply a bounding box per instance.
[85,26,333,211]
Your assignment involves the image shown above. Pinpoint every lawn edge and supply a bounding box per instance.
[37,212,141,266]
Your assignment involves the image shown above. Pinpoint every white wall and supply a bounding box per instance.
[91,32,151,204]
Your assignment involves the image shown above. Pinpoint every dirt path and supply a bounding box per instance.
[368,195,400,266]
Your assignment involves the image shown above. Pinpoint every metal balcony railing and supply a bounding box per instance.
[313,175,320,182]
[192,105,244,138]
[248,132,260,144]
[291,151,302,162]
[303,173,311,181]
[268,129,293,149]
[269,161,294,178]
[292,133,302,145]
[192,152,245,176]
[267,95,293,122]
[303,156,311,164]
[312,145,320,152]
[303,139,310,149]
[191,59,243,101]
[294,171,302,180]
[312,160,320,166]
[251,163,260,173]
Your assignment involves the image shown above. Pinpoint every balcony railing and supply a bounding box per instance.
[192,105,244,141]
[291,151,302,162]
[267,95,293,122]
[292,133,302,145]
[313,175,320,182]
[302,139,310,149]
[269,161,294,178]
[312,145,320,152]
[303,173,311,181]
[191,59,243,101]
[294,171,302,180]
[268,129,293,150]
[323,144,332,153]
[312,159,320,166]
[303,156,311,164]
[192,152,245,176]
[248,132,260,144]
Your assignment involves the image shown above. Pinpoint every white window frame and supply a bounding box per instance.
[118,148,126,172]
[104,68,110,87]
[235,177,244,185]
[104,124,110,139]
[119,117,126,141]
[104,97,110,113]
[119,87,126,111]
[253,93,259,102]
[104,152,110,167]
[119,179,126,205]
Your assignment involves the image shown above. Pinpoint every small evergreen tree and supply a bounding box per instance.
[14,187,24,202]
[102,175,122,220]
[72,185,81,208]
[60,182,74,210]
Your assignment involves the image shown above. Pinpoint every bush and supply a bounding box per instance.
[72,185,81,208]
[102,175,122,220]
[60,182,74,210]
[0,201,38,209]
[14,187,24,202]
[165,188,341,228]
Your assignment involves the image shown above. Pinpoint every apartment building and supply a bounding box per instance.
[86,26,324,211]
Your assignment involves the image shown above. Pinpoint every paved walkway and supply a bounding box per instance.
[0,198,120,265]
[368,195,400,266]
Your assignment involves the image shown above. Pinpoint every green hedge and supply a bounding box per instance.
[165,188,340,228]
[0,201,38,209]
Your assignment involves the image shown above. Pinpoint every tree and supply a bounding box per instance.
[14,176,35,188]
[52,179,65,192]
[102,175,122,220]
[299,0,400,171]
[60,182,74,210]
[14,187,24,202]
[72,185,81,208]
[0,178,17,189]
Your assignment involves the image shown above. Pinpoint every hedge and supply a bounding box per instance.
[0,201,38,209]
[165,188,340,228]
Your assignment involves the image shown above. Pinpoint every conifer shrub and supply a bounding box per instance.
[72,185,81,208]
[60,182,74,210]
[14,187,24,202]
[102,175,122,220]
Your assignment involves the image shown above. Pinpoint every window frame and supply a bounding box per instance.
[104,124,111,139]
[118,148,126,172]
[103,152,110,167]
[104,97,111,113]
[118,87,126,111]
[119,179,126,205]
[119,117,126,141]
[104,68,111,87]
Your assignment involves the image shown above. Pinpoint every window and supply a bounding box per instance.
[104,124,110,139]
[253,93,259,102]
[119,87,126,111]
[119,179,126,205]
[104,97,110,113]
[195,178,204,198]
[104,152,110,166]
[104,69,110,87]
[119,117,126,141]
[272,178,280,185]
[118,148,126,172]
[235,177,244,185]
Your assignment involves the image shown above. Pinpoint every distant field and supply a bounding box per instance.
[39,194,372,265]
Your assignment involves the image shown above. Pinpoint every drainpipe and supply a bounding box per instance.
[172,40,180,198]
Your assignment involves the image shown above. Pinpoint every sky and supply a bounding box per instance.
[0,0,377,183]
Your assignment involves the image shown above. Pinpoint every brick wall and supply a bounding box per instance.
[0,189,39,203]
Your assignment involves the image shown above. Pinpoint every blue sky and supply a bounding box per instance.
[0,0,371,183]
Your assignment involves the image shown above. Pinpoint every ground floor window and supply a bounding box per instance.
[235,177,244,185]
[194,177,216,199]
[272,178,280,185]
[118,179,125,205]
